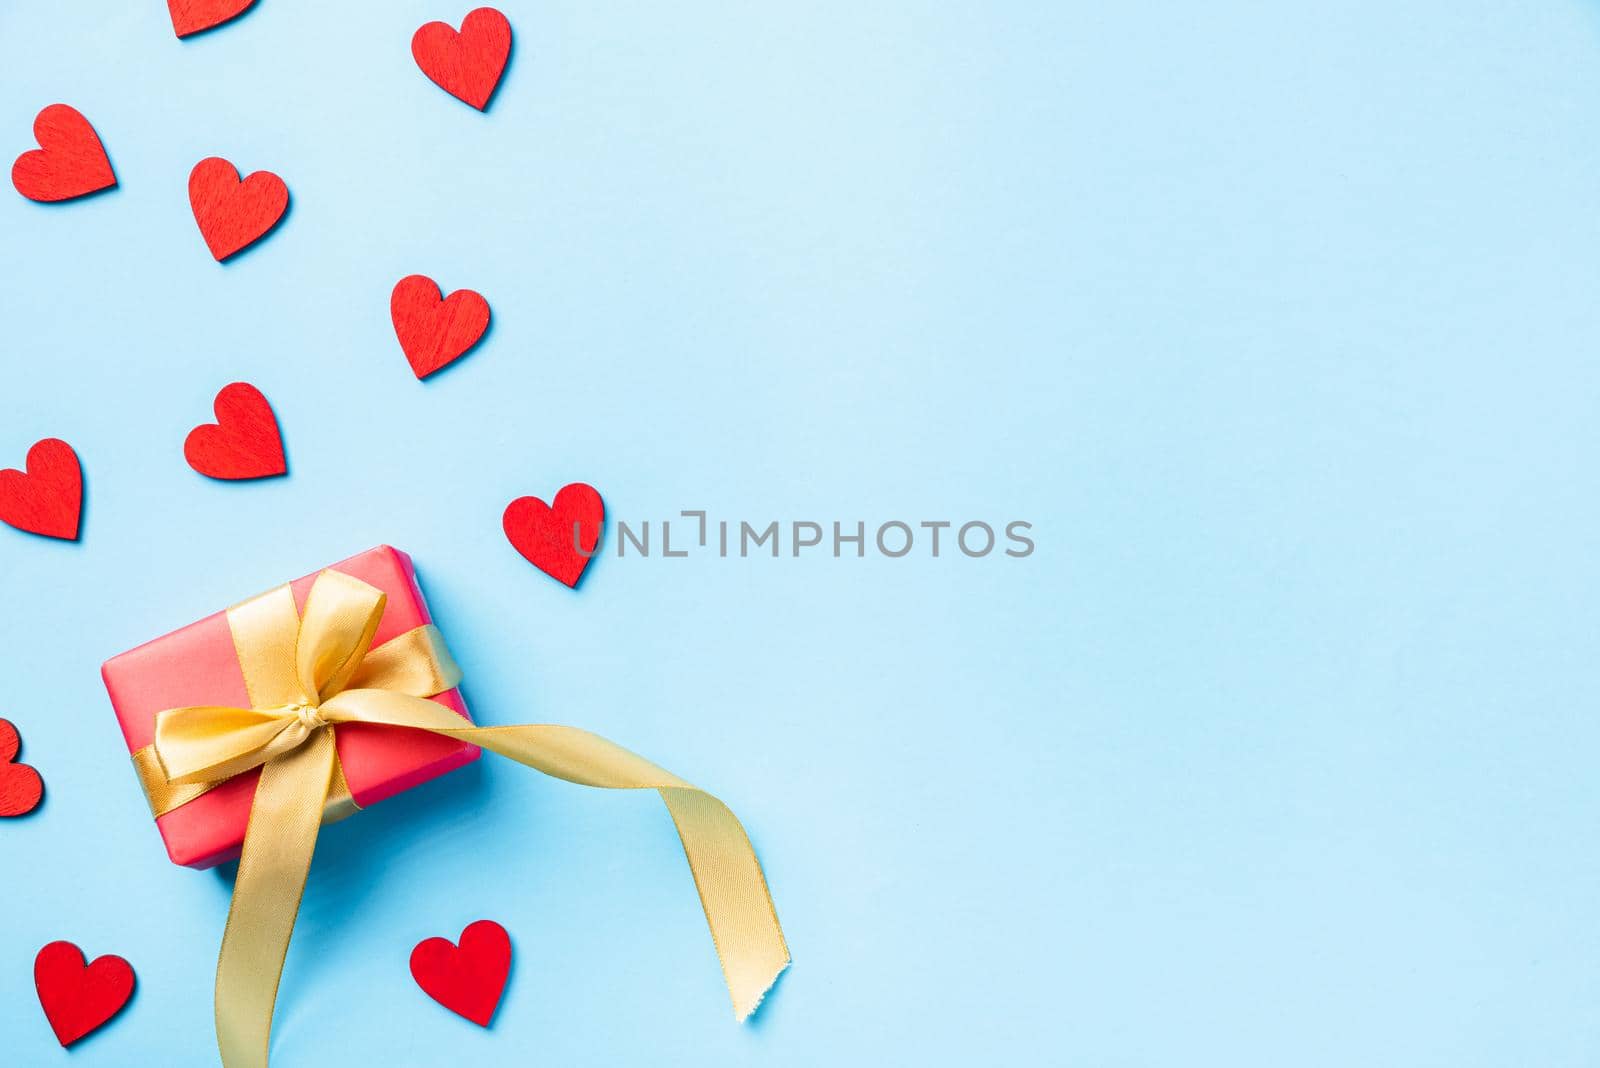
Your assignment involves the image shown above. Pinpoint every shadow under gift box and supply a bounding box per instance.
[101,546,480,869]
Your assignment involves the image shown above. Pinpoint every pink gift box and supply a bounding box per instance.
[101,545,479,868]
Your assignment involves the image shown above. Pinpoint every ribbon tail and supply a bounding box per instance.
[322,692,791,1021]
[216,727,337,1068]
[461,726,790,1016]
[472,734,790,1019]
[659,785,791,1019]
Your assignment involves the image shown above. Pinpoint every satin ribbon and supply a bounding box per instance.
[147,570,788,1068]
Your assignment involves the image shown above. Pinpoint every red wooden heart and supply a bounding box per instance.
[503,483,604,588]
[411,7,513,111]
[184,382,286,480]
[0,438,82,541]
[391,274,491,379]
[410,920,511,1027]
[0,719,43,818]
[11,104,116,203]
[167,0,257,37]
[34,941,135,1047]
[188,157,288,261]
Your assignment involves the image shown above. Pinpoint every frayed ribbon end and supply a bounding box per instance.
[734,955,790,1023]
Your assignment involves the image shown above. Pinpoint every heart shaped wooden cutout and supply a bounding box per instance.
[0,438,82,541]
[391,274,491,379]
[410,919,512,1027]
[34,941,135,1047]
[184,382,287,480]
[188,156,288,261]
[167,0,258,38]
[503,483,604,588]
[11,104,116,203]
[412,7,513,111]
[0,718,44,818]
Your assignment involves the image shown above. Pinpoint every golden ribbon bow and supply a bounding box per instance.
[149,570,788,1068]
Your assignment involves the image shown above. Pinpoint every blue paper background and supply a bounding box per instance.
[4,1,1600,1064]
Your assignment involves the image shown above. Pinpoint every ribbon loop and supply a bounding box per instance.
[156,705,312,785]
[293,570,386,702]
[150,570,788,1068]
